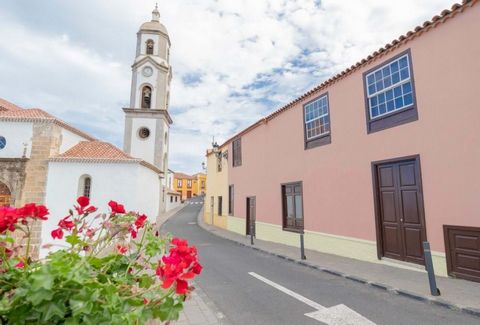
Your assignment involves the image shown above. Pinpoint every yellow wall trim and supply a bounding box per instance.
[234,219,448,277]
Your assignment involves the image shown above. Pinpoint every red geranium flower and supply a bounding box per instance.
[15,203,49,220]
[15,261,25,268]
[116,244,128,254]
[108,201,126,214]
[130,228,137,239]
[34,205,49,220]
[135,214,147,229]
[156,237,202,296]
[0,207,19,233]
[175,279,189,295]
[77,196,90,208]
[51,228,64,239]
[86,228,95,238]
[58,216,75,231]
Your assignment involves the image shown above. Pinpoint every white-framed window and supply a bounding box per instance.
[366,54,414,119]
[304,95,330,140]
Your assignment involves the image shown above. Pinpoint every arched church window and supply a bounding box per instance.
[78,175,92,199]
[141,86,152,109]
[146,40,154,55]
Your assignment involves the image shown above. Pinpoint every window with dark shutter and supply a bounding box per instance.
[282,182,304,232]
[232,138,242,167]
[228,185,234,215]
[218,196,223,216]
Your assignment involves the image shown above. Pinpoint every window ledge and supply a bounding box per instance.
[305,134,331,150]
[367,106,418,134]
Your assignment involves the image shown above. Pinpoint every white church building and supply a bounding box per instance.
[0,6,179,256]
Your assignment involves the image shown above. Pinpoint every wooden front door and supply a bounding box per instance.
[187,191,192,199]
[444,226,480,283]
[374,156,427,264]
[0,182,11,207]
[246,197,256,236]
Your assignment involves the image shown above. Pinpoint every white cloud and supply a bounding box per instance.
[0,0,454,173]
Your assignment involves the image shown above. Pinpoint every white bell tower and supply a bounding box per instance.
[123,4,172,174]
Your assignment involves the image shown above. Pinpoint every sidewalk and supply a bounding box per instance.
[170,284,226,325]
[197,209,480,317]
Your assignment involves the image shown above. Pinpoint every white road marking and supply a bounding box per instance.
[248,272,376,325]
[248,272,325,310]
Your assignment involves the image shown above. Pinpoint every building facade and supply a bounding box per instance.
[173,172,207,200]
[207,1,480,282]
[204,145,229,229]
[0,6,174,257]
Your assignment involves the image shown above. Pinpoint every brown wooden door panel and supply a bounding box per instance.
[403,228,424,262]
[401,190,421,224]
[380,191,397,222]
[383,226,402,258]
[445,226,480,282]
[375,157,426,265]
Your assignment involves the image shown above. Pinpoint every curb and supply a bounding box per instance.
[196,210,480,319]
[157,203,188,228]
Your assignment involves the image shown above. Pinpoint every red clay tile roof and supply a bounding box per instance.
[0,99,96,141]
[0,98,23,111]
[57,141,133,160]
[174,172,196,180]
[218,0,477,149]
[52,141,163,174]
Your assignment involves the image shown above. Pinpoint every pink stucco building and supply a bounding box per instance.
[213,1,480,282]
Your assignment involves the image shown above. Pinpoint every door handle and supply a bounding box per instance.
[400,218,404,223]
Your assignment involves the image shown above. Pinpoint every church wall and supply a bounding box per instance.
[42,161,161,257]
[136,164,162,220]
[129,118,157,165]
[155,71,168,111]
[59,128,89,153]
[0,121,33,158]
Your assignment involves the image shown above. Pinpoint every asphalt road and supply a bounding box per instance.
[162,198,479,325]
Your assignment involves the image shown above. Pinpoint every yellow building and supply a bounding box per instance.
[173,172,207,200]
[204,144,229,229]
[194,173,207,196]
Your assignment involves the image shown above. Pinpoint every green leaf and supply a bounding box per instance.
[27,288,54,306]
[31,266,54,291]
[41,301,66,321]
[66,234,84,246]
[138,274,154,289]
[152,297,183,321]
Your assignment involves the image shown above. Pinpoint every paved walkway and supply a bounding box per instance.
[197,209,480,316]
[171,284,225,325]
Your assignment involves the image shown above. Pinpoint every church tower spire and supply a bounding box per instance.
[152,3,160,22]
[123,5,172,175]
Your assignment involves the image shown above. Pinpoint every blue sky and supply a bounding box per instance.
[0,0,453,174]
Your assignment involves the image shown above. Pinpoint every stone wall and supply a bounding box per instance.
[0,158,28,206]
[20,122,62,257]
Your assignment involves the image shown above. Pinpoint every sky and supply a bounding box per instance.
[0,0,454,174]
